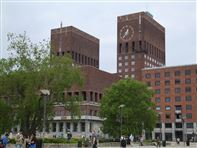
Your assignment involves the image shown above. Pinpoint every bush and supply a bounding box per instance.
[43,138,78,144]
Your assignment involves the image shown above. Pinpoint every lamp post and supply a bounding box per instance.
[119,104,125,138]
[158,112,163,141]
[182,115,186,146]
[40,89,50,147]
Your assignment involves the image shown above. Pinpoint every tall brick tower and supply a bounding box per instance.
[51,25,99,68]
[117,11,165,80]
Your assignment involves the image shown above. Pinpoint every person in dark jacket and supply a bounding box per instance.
[120,136,127,148]
[1,133,9,148]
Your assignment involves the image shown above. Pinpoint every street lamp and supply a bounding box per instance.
[158,112,163,141]
[182,115,186,146]
[40,89,50,143]
[119,104,125,138]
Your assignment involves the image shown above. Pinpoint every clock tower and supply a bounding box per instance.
[117,11,165,80]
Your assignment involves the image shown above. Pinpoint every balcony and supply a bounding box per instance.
[175,119,182,122]
[175,110,182,114]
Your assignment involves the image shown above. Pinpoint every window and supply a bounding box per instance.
[175,96,181,102]
[118,56,122,60]
[156,123,162,128]
[131,74,135,78]
[165,72,170,77]
[81,122,85,132]
[131,55,135,59]
[175,88,181,94]
[165,97,171,102]
[175,123,182,128]
[125,42,128,53]
[165,114,171,119]
[185,70,191,75]
[165,106,171,110]
[131,61,135,65]
[185,87,191,93]
[59,122,63,132]
[155,73,160,78]
[118,69,122,73]
[175,79,181,85]
[175,105,182,110]
[185,78,191,84]
[186,96,192,101]
[156,106,161,110]
[186,105,192,110]
[175,71,181,76]
[73,122,78,132]
[52,123,56,132]
[186,113,192,119]
[165,123,172,128]
[186,123,193,128]
[118,62,122,67]
[155,81,160,86]
[125,55,128,60]
[119,43,122,53]
[165,80,170,86]
[145,73,151,78]
[125,75,128,78]
[155,89,160,94]
[165,88,170,94]
[155,97,161,103]
[66,122,70,130]
[131,68,135,72]
[125,62,128,66]
[125,68,128,72]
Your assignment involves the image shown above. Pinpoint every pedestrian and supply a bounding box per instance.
[129,134,134,146]
[120,136,127,148]
[156,137,160,148]
[16,131,24,148]
[1,133,9,148]
[140,136,144,146]
[176,137,180,144]
[92,136,97,148]
[29,133,36,148]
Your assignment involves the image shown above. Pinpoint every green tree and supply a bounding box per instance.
[100,78,157,138]
[0,32,83,135]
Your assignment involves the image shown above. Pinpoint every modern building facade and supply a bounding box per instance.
[142,64,197,141]
[117,12,165,80]
[51,25,99,68]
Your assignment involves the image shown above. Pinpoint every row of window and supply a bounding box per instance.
[147,78,193,87]
[118,61,135,67]
[48,122,93,133]
[145,69,197,78]
[118,55,135,60]
[155,96,192,103]
[156,105,192,111]
[156,122,194,128]
[118,41,165,61]
[119,74,135,78]
[155,87,193,94]
[67,91,102,102]
[118,68,135,73]
[57,51,99,68]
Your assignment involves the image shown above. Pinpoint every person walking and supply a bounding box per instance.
[29,133,36,148]
[156,137,161,148]
[1,133,9,148]
[16,131,24,148]
[129,134,134,146]
[120,136,127,148]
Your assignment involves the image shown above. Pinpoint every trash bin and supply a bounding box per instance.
[36,139,43,148]
[162,140,166,147]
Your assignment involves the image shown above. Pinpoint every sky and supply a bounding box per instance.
[0,0,196,73]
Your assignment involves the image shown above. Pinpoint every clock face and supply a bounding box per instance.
[120,25,134,41]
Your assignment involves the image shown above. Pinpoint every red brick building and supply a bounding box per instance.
[142,64,197,141]
[50,25,120,137]
[117,12,165,80]
[51,25,99,68]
